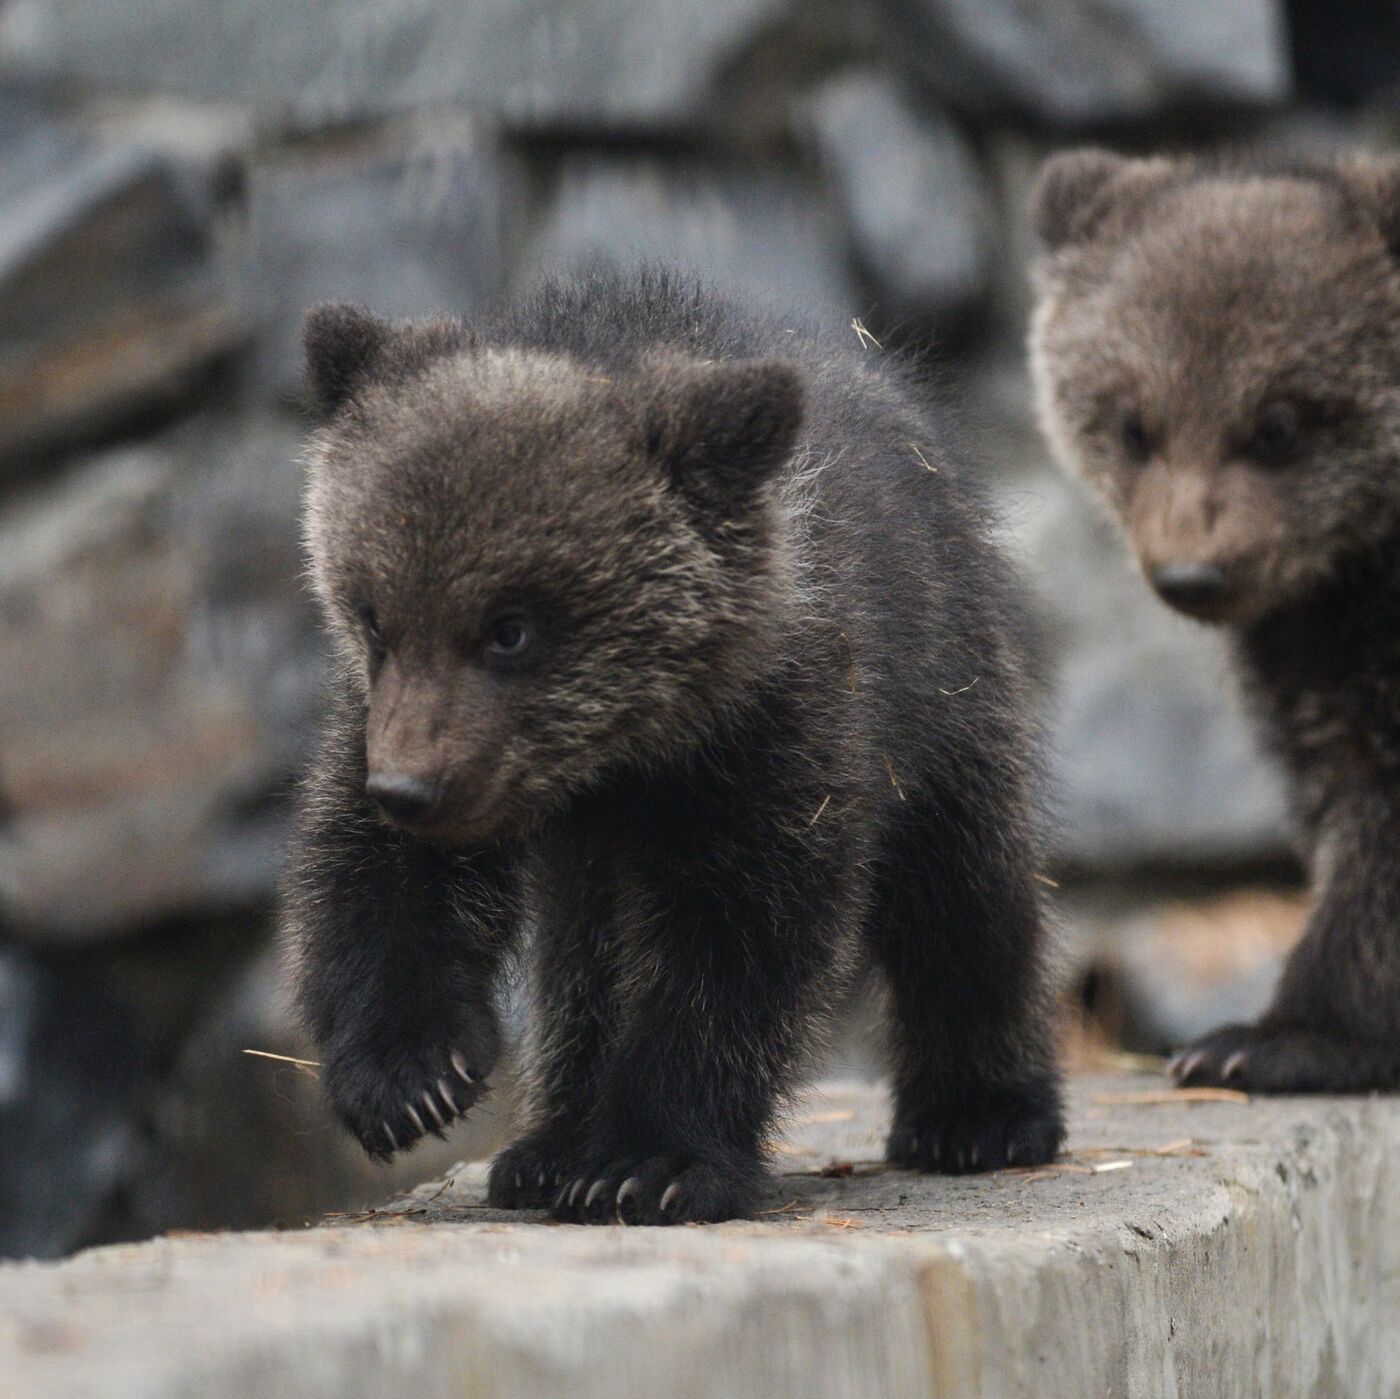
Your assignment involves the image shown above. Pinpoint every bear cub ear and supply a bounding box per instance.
[1033,149,1177,251]
[1343,154,1400,259]
[643,357,805,500]
[303,303,393,416]
[302,304,471,416]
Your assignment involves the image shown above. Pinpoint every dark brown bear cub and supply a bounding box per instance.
[1030,150,1400,1093]
[282,267,1064,1224]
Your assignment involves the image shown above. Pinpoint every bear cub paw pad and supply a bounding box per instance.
[550,1156,757,1225]
[887,1084,1064,1174]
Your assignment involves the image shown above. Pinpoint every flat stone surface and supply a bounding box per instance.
[3,1075,1396,1397]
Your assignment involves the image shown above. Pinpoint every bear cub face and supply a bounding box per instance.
[302,304,803,846]
[1030,150,1400,625]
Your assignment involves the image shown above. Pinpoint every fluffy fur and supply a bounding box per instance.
[282,267,1064,1224]
[1030,149,1400,1092]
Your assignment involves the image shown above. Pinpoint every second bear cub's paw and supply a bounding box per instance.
[550,1154,763,1225]
[1169,1022,1400,1093]
[887,1077,1065,1174]
[323,1002,500,1161]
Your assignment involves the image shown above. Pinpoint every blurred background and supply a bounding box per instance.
[0,0,1393,1259]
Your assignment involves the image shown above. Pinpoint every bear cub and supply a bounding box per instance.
[283,268,1064,1224]
[1030,150,1400,1093]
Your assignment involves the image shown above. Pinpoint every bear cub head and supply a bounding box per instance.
[302,302,803,846]
[1030,149,1400,625]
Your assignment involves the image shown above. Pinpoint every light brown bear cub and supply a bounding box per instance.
[1030,150,1400,1093]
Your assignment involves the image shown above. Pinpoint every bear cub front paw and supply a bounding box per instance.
[549,1153,763,1225]
[887,1077,1065,1174]
[486,1130,582,1209]
[1168,1021,1400,1093]
[324,1001,500,1160]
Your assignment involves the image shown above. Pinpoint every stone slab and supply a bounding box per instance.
[2,1074,1396,1397]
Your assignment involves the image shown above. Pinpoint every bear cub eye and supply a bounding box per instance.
[1247,400,1301,466]
[358,603,386,664]
[484,613,534,667]
[1116,409,1153,464]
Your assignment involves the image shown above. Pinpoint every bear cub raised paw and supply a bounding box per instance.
[1030,149,1400,1094]
[282,268,1064,1224]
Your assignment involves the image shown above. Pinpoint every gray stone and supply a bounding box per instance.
[238,127,517,402]
[807,72,992,336]
[520,156,856,329]
[3,1076,1397,1396]
[0,946,160,1260]
[875,0,1290,126]
[0,414,325,941]
[0,0,790,133]
[1071,888,1306,1053]
[0,107,239,471]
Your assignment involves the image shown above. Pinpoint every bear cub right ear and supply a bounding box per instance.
[1033,149,1180,251]
[303,303,393,416]
[643,357,805,504]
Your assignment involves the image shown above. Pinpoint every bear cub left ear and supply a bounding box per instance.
[303,303,393,416]
[643,357,805,500]
[303,304,471,416]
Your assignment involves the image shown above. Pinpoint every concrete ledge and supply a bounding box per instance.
[4,1075,1397,1398]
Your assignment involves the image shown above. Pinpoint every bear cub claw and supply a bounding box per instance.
[486,1133,581,1210]
[549,1156,760,1226]
[1168,1022,1399,1093]
[330,1053,490,1159]
[886,1080,1065,1174]
[328,1037,494,1161]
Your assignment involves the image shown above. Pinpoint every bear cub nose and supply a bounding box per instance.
[366,770,439,822]
[1151,561,1231,614]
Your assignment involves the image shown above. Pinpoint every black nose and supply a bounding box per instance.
[366,770,439,822]
[1151,562,1231,614]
